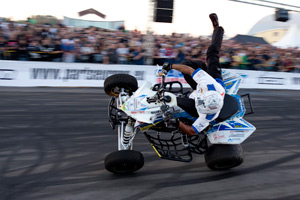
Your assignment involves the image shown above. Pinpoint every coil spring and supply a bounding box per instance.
[123,123,133,145]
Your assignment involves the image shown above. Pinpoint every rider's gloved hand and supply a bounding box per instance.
[162,62,172,73]
[163,112,179,128]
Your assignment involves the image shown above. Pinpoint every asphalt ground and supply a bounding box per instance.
[0,87,300,200]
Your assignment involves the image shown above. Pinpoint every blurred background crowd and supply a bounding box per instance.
[1,20,300,73]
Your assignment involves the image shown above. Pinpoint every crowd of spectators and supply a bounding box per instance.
[1,21,300,73]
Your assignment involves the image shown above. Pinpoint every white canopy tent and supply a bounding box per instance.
[273,24,300,49]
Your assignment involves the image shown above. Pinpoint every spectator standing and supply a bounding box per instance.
[165,43,175,63]
[6,34,18,60]
[92,44,103,63]
[0,35,7,60]
[231,51,243,69]
[293,58,300,73]
[79,42,95,63]
[61,37,76,62]
[101,43,109,64]
[190,46,202,61]
[40,38,54,61]
[158,44,166,57]
[220,53,231,68]
[27,40,41,61]
[107,43,118,64]
[130,45,145,65]
[153,46,164,65]
[52,39,63,62]
[173,46,185,64]
[116,43,129,64]
[17,37,29,61]
[247,54,261,70]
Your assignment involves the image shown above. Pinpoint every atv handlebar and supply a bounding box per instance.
[147,66,173,120]
[147,66,168,104]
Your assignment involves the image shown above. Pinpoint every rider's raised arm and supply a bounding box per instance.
[171,64,195,76]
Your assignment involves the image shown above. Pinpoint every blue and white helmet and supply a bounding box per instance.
[196,91,224,114]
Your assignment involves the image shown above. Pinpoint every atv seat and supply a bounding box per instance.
[176,94,239,122]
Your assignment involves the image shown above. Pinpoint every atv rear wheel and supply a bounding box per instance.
[204,144,244,170]
[104,74,138,96]
[105,150,144,174]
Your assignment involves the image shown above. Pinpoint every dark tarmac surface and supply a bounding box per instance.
[0,87,300,200]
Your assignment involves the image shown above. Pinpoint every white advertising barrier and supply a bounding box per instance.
[230,69,300,90]
[0,61,156,87]
[1,60,300,90]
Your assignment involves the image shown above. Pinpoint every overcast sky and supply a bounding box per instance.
[1,0,299,37]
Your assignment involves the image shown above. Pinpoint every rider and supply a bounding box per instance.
[162,13,225,136]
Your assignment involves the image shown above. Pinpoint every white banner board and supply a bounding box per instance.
[1,60,300,90]
[0,61,156,87]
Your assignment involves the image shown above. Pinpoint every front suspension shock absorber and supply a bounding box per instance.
[123,119,134,145]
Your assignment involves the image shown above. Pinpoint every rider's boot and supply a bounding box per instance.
[209,13,219,29]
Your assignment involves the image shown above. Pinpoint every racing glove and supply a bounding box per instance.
[162,62,172,73]
[163,112,179,128]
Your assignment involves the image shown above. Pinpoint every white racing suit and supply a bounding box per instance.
[189,68,225,134]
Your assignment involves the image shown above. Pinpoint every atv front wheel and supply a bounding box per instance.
[204,144,244,170]
[105,150,144,174]
[104,74,138,96]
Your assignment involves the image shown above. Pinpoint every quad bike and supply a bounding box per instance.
[103,68,255,174]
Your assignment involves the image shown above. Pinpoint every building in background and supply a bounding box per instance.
[248,13,300,43]
[273,24,300,49]
[63,16,124,31]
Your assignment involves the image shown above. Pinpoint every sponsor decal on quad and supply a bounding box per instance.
[150,110,161,114]
[213,133,225,141]
[131,111,145,114]
[228,138,241,142]
[229,133,245,138]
